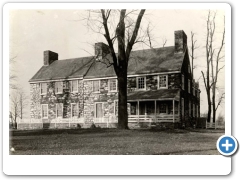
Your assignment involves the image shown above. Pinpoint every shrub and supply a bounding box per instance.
[90,123,96,129]
[77,124,81,129]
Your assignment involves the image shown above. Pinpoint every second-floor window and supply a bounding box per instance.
[159,75,168,88]
[55,81,63,94]
[182,74,185,90]
[40,83,47,95]
[93,80,100,92]
[137,77,145,90]
[56,103,63,118]
[70,80,78,92]
[109,79,117,92]
[188,79,191,93]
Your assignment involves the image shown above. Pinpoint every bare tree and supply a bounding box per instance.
[10,88,28,128]
[85,9,146,129]
[9,56,17,90]
[201,10,225,123]
[189,31,199,78]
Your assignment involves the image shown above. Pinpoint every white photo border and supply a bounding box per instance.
[3,2,231,175]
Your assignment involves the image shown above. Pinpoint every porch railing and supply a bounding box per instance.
[128,114,179,123]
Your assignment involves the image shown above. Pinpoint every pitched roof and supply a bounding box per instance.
[127,89,180,101]
[29,46,185,82]
[29,56,94,82]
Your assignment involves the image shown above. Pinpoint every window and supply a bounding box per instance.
[55,81,63,94]
[193,87,195,96]
[196,105,199,118]
[188,79,191,93]
[137,77,145,89]
[41,104,48,118]
[40,83,47,95]
[159,75,168,88]
[70,80,78,92]
[109,79,117,92]
[181,98,184,116]
[193,104,195,117]
[114,100,118,116]
[56,103,63,118]
[182,75,185,90]
[93,80,100,92]
[188,65,191,73]
[95,103,103,118]
[71,104,78,118]
[159,104,167,114]
[189,101,191,117]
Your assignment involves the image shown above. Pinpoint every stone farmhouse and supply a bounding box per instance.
[29,30,200,129]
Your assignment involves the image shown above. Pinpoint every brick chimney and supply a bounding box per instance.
[95,42,110,60]
[44,50,58,66]
[174,30,187,53]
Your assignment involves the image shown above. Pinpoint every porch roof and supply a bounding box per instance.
[127,89,180,101]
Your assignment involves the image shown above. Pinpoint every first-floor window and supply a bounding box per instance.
[56,103,63,118]
[188,79,191,93]
[159,75,168,88]
[42,104,48,118]
[137,77,145,89]
[71,104,78,117]
[96,103,103,118]
[159,104,167,114]
[193,104,195,117]
[189,101,191,117]
[181,98,184,116]
[196,105,199,118]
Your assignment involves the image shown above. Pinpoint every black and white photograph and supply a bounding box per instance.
[8,7,226,156]
[3,2,235,176]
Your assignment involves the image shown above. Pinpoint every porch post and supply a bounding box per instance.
[137,101,140,123]
[154,100,157,123]
[173,100,175,123]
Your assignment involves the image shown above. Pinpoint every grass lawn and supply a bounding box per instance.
[9,128,224,155]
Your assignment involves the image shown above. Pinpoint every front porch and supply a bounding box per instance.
[128,100,180,123]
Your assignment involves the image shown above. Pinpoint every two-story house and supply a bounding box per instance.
[29,30,200,129]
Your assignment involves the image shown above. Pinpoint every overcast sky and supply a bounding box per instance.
[9,9,225,119]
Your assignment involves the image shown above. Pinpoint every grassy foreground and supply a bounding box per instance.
[9,128,224,155]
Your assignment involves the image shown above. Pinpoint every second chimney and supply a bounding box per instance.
[95,42,110,60]
[174,30,187,53]
[44,50,58,66]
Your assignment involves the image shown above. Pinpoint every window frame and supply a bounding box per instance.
[95,102,104,118]
[182,74,185,90]
[189,100,191,117]
[56,103,63,118]
[136,76,146,90]
[158,75,168,89]
[70,80,78,93]
[40,83,47,95]
[92,80,100,93]
[188,79,191,93]
[193,103,195,117]
[181,98,184,117]
[109,79,118,92]
[71,103,78,118]
[41,104,48,119]
[55,81,63,94]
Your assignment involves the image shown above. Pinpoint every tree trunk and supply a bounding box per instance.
[212,85,216,123]
[207,90,211,123]
[117,71,128,129]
